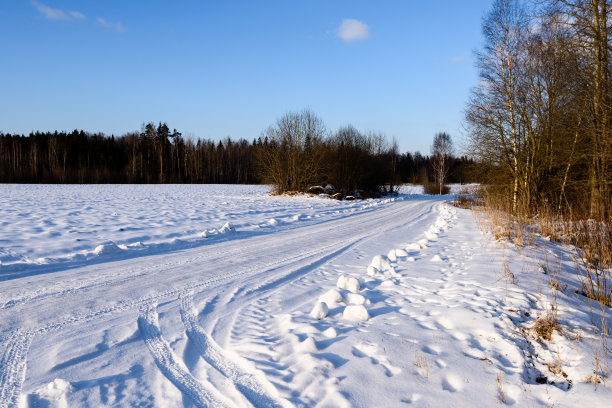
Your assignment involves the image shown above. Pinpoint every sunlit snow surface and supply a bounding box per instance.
[0,184,609,408]
[0,184,422,269]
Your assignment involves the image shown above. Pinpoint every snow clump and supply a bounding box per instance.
[93,242,121,256]
[319,288,343,305]
[394,248,408,257]
[322,327,338,338]
[344,293,368,305]
[405,243,421,251]
[343,305,369,322]
[337,275,360,293]
[297,336,318,353]
[370,255,391,271]
[219,222,235,233]
[309,302,329,320]
[366,265,379,276]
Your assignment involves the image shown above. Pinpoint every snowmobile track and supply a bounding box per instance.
[179,293,286,408]
[0,329,33,408]
[137,302,231,408]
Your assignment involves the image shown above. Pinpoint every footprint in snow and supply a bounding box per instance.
[435,359,447,368]
[435,317,454,330]
[422,344,441,356]
[402,393,422,404]
[441,374,463,392]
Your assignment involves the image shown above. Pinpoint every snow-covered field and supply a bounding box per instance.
[0,184,609,407]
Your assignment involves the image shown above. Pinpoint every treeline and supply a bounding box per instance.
[467,0,612,219]
[246,110,474,196]
[0,124,260,184]
[0,117,475,191]
[258,110,395,196]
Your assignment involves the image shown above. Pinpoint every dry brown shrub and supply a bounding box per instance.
[533,315,560,341]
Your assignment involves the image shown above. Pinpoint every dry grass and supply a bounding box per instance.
[577,256,612,307]
[469,187,610,381]
[533,315,560,341]
[451,189,483,209]
[546,347,567,378]
[424,182,450,195]
[477,188,612,307]
[414,350,430,379]
[585,373,603,384]
[549,277,567,293]
[496,371,506,404]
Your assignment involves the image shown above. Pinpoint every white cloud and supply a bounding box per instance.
[31,1,85,21]
[30,1,124,33]
[337,19,370,42]
[69,11,86,20]
[97,17,125,33]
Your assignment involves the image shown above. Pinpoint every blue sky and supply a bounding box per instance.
[1,0,491,154]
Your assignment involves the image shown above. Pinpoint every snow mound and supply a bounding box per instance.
[394,248,408,257]
[322,327,338,338]
[405,243,421,251]
[267,218,279,226]
[424,231,438,241]
[93,242,122,256]
[219,222,235,233]
[370,255,391,271]
[435,220,448,229]
[309,302,329,320]
[387,250,398,262]
[431,254,442,262]
[297,336,318,353]
[344,292,368,305]
[118,241,144,250]
[319,288,343,305]
[366,265,378,276]
[337,275,360,293]
[343,304,369,322]
[381,280,396,288]
[30,378,73,407]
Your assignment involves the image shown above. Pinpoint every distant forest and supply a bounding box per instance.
[0,121,475,189]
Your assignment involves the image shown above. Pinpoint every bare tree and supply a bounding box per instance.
[431,132,453,194]
[258,109,326,193]
[548,0,611,217]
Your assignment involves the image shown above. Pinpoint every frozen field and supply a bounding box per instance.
[0,184,609,407]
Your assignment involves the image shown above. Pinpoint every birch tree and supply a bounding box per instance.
[431,132,453,194]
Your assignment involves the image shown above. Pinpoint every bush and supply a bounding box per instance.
[259,110,396,197]
[424,182,450,195]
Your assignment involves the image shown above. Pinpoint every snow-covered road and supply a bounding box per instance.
[0,185,609,407]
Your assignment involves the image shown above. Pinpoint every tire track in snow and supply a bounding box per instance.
[137,302,231,408]
[0,329,33,408]
[0,197,405,311]
[0,199,437,344]
[179,294,287,408]
[0,198,438,405]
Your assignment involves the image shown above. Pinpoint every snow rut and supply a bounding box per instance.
[179,294,286,408]
[0,198,425,313]
[137,303,231,408]
[0,329,33,408]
